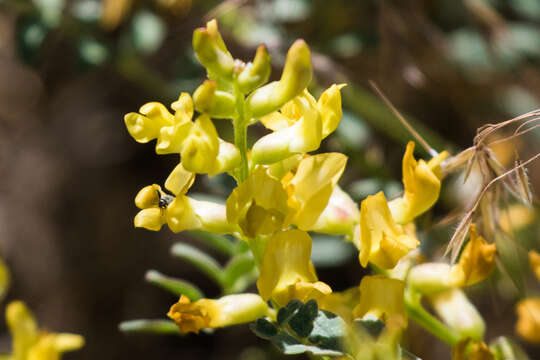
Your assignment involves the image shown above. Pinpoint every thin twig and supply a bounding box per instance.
[369,80,437,156]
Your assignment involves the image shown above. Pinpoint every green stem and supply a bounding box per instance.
[404,287,461,347]
[233,80,249,183]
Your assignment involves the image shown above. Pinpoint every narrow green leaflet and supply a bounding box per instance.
[222,253,256,291]
[119,319,182,335]
[145,270,204,300]
[189,230,236,256]
[170,243,224,286]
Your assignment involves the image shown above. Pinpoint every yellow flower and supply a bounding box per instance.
[251,91,321,164]
[125,93,239,175]
[134,163,235,234]
[515,298,540,343]
[6,301,83,360]
[167,294,268,334]
[353,275,407,327]
[226,166,291,238]
[388,142,449,224]
[529,250,540,282]
[450,224,496,287]
[124,93,193,154]
[256,229,331,307]
[356,192,419,269]
[251,84,345,165]
[284,153,348,231]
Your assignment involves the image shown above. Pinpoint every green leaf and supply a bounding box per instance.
[119,319,181,335]
[145,270,203,300]
[189,230,236,256]
[271,333,342,356]
[250,318,278,339]
[277,299,303,325]
[170,243,224,286]
[288,300,318,337]
[308,310,347,352]
[223,253,256,289]
[252,300,347,357]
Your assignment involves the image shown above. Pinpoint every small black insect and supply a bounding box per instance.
[156,190,173,210]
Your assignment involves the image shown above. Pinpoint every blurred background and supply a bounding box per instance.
[0,0,539,359]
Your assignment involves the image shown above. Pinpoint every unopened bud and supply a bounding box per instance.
[238,45,271,94]
[193,19,234,79]
[245,40,312,118]
[193,80,236,118]
[428,289,485,341]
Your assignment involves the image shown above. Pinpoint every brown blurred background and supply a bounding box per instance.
[0,0,539,359]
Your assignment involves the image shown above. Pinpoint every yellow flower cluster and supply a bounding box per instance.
[3,301,84,360]
[124,19,452,339]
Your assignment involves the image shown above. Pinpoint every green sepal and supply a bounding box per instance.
[145,270,204,300]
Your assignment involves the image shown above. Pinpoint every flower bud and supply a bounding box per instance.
[192,19,234,79]
[193,80,236,119]
[181,115,219,174]
[245,39,312,118]
[408,263,456,294]
[237,45,271,94]
[428,289,485,341]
